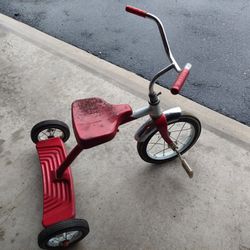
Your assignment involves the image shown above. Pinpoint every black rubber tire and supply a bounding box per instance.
[31,120,70,143]
[137,114,201,164]
[38,219,89,249]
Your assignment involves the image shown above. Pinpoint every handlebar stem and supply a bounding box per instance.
[149,64,174,95]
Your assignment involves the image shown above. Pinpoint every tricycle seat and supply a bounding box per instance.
[72,98,132,148]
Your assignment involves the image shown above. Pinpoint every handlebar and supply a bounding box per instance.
[125,5,181,73]
[171,63,192,95]
[125,6,147,17]
[125,5,191,95]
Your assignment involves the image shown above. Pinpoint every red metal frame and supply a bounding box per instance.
[56,144,82,179]
[153,114,174,145]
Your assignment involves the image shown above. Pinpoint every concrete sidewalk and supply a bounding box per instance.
[0,14,250,250]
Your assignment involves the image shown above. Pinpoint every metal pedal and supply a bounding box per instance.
[180,158,193,178]
[173,147,193,178]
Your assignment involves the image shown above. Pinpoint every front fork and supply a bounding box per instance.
[153,111,193,178]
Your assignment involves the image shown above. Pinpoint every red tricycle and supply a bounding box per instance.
[31,5,201,249]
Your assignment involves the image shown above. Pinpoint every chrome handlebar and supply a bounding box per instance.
[146,13,181,73]
[126,6,183,95]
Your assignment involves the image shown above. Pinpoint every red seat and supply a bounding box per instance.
[72,98,132,149]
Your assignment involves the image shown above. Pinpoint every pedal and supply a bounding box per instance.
[174,150,193,178]
[180,158,193,178]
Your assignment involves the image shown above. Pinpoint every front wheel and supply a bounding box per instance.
[137,114,201,164]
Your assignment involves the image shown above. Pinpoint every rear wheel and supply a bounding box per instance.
[38,219,89,249]
[31,120,70,143]
[137,114,201,164]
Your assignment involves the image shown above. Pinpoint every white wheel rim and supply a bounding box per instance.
[146,121,195,160]
[38,128,64,141]
[47,230,82,247]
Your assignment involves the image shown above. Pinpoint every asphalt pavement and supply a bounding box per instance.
[0,0,249,126]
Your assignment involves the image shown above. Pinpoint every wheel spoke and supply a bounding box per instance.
[153,148,172,156]
[169,128,191,133]
[63,232,67,240]
[148,142,165,146]
[172,137,185,145]
[41,131,48,137]
[52,129,57,136]
[71,231,79,241]
[168,123,175,130]
[38,131,50,140]
[175,122,186,142]
[170,134,192,146]
[148,134,162,151]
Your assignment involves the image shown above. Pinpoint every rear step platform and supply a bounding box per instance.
[36,138,75,227]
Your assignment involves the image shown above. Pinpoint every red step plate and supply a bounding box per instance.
[36,138,75,227]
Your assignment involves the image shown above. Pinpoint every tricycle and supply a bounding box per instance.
[31,5,201,249]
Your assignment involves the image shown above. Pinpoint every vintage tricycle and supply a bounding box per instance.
[30,5,201,249]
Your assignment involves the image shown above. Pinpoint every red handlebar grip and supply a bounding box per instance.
[171,63,192,95]
[125,5,147,17]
